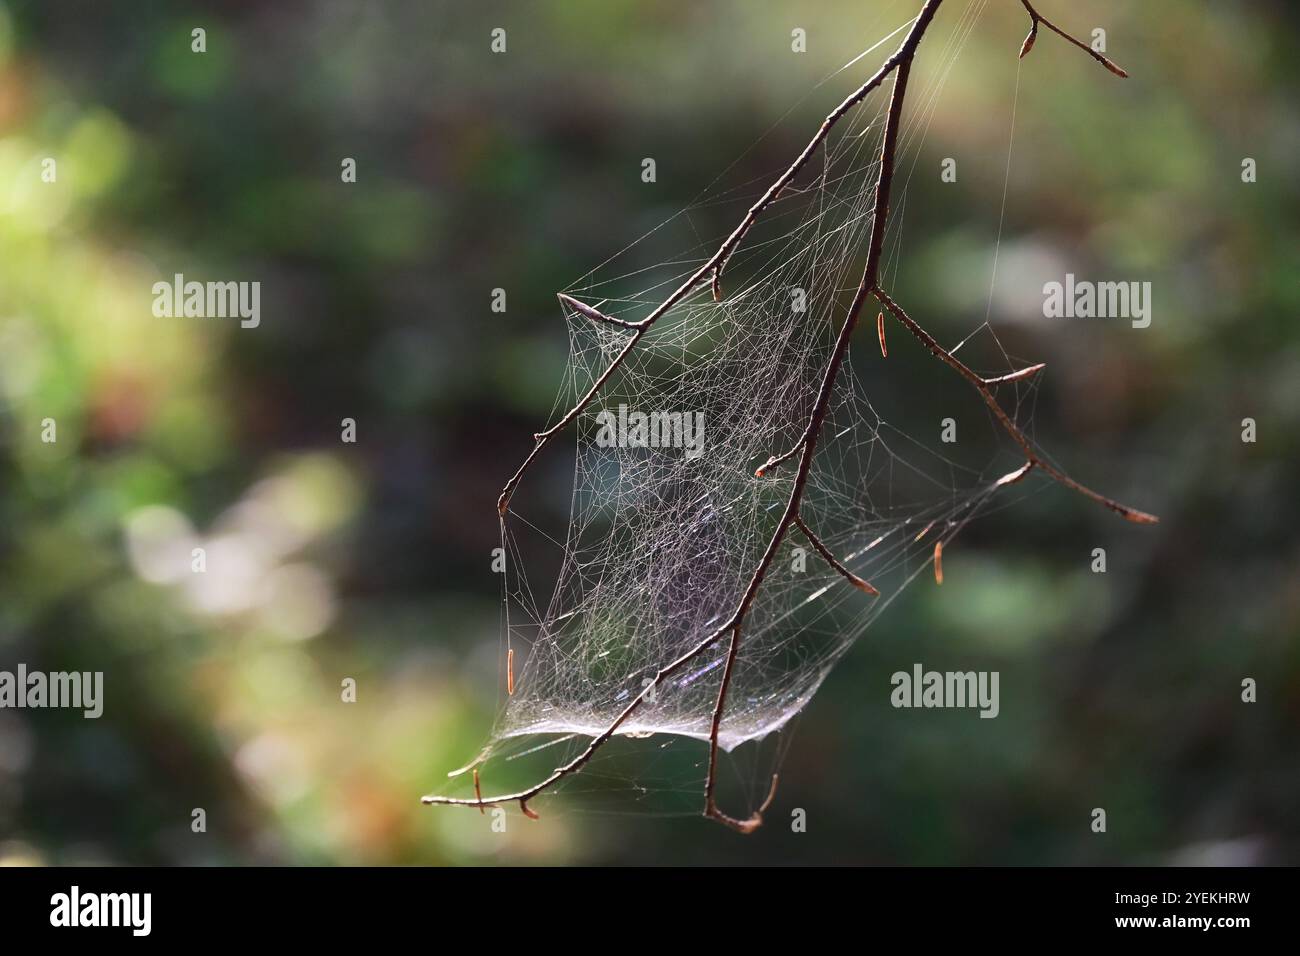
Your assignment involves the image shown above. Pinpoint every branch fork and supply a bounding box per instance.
[1019,0,1128,78]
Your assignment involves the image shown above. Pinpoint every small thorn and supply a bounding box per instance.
[507,647,515,696]
[984,363,1045,386]
[877,311,888,358]
[711,269,722,302]
[473,769,485,815]
[934,541,944,585]
[520,799,540,821]
[1121,507,1159,525]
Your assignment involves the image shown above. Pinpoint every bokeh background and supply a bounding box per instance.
[0,0,1296,865]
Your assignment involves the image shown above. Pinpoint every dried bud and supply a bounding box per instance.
[851,574,881,596]
[1019,25,1037,59]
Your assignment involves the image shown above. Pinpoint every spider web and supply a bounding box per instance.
[455,1,1038,799]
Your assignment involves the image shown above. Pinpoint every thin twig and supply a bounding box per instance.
[873,288,1158,524]
[794,514,880,595]
[983,362,1045,386]
[557,293,641,330]
[423,617,738,813]
[754,425,811,477]
[1019,0,1128,78]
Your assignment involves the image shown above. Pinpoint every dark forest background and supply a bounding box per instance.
[0,0,1296,864]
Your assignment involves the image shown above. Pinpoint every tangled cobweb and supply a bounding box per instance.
[485,9,1028,758]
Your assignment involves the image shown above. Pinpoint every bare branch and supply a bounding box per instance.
[1019,0,1128,78]
[422,617,737,810]
[873,288,1158,525]
[495,7,929,516]
[699,17,937,829]
[435,0,1157,831]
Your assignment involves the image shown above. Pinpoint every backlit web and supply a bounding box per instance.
[450,1,1037,803]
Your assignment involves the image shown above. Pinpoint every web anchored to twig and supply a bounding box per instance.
[425,0,1157,832]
